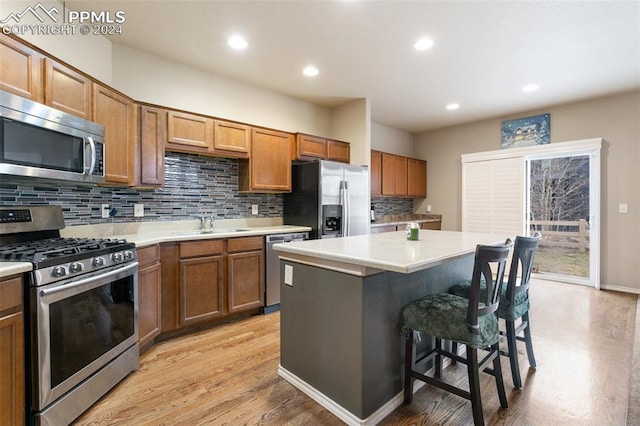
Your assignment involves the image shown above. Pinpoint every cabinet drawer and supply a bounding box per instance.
[137,244,161,268]
[179,240,224,258]
[227,236,263,253]
[420,221,442,230]
[0,276,22,312]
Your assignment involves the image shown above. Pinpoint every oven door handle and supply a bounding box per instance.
[39,261,138,300]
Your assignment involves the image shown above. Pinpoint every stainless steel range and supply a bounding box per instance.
[0,206,139,426]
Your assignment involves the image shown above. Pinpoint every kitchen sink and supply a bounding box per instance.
[171,228,251,236]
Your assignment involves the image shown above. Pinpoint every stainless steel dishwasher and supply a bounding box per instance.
[264,232,308,313]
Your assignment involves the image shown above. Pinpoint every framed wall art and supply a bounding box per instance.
[501,113,550,149]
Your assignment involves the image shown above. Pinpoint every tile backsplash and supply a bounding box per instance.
[371,196,413,216]
[0,152,414,227]
[0,153,282,226]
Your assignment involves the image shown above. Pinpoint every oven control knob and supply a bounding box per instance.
[69,262,83,273]
[123,250,134,260]
[51,266,67,277]
[112,252,124,263]
[93,257,105,267]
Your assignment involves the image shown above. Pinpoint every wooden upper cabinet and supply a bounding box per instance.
[371,150,382,196]
[239,128,292,192]
[166,110,214,153]
[44,58,92,120]
[0,34,43,102]
[213,120,250,158]
[375,151,427,198]
[92,84,135,184]
[394,155,408,196]
[295,133,327,160]
[381,153,396,196]
[327,140,350,163]
[407,158,427,198]
[138,105,166,187]
[293,133,350,164]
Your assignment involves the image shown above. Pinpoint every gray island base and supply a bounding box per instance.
[274,230,509,425]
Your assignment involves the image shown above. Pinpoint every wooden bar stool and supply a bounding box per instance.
[401,240,512,426]
[449,232,541,389]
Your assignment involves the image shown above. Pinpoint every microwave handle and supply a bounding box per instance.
[85,136,97,176]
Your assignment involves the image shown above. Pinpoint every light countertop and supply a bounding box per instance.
[273,230,510,275]
[1,220,311,278]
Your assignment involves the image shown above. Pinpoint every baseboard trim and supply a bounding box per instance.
[278,359,449,425]
[600,284,640,295]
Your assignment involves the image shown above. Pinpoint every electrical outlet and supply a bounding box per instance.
[284,264,293,286]
[101,204,110,219]
[619,203,628,214]
[251,204,258,215]
[426,204,432,213]
[134,204,144,217]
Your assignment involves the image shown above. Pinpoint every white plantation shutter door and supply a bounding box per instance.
[462,157,524,238]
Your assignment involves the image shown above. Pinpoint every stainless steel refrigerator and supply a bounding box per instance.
[284,160,369,239]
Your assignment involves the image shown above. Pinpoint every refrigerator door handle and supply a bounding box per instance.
[340,180,349,236]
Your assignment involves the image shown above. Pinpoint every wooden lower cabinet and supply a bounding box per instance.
[420,221,442,230]
[227,237,264,314]
[0,276,24,426]
[178,240,225,326]
[161,236,265,332]
[137,245,162,348]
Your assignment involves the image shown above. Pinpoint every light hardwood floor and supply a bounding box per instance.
[75,279,638,425]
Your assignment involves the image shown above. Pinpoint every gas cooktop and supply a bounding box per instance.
[0,237,134,269]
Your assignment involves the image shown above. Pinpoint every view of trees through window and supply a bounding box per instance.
[529,155,590,278]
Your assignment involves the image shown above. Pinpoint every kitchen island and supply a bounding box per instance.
[273,230,509,425]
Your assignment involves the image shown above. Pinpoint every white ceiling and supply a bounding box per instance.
[68,0,640,134]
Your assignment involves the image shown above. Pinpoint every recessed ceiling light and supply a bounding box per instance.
[523,84,540,92]
[303,65,319,77]
[228,35,248,50]
[446,103,460,110]
[414,37,434,51]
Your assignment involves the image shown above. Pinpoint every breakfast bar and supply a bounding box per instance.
[273,230,509,425]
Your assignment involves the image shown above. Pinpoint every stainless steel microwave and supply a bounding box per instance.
[0,90,105,184]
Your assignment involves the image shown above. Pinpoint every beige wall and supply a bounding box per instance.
[414,90,640,291]
[112,44,333,135]
[371,122,414,157]
[330,98,371,167]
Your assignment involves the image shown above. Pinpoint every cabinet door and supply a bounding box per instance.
[166,111,213,153]
[0,34,43,102]
[243,128,292,192]
[327,140,350,163]
[0,276,24,426]
[228,250,264,314]
[381,153,396,196]
[93,84,135,184]
[213,120,250,158]
[44,58,92,120]
[139,105,166,186]
[371,150,382,196]
[295,134,326,160]
[138,263,162,347]
[407,158,427,197]
[394,156,408,196]
[179,255,224,325]
[420,221,441,230]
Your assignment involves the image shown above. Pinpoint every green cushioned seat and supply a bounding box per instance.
[448,280,530,321]
[402,293,499,348]
[401,241,513,426]
[447,233,542,390]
